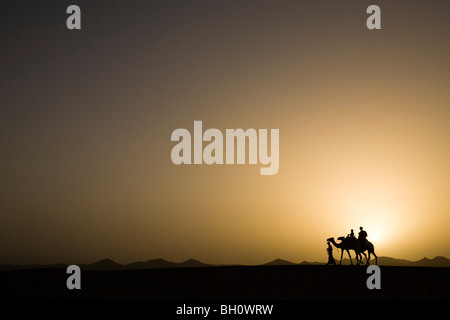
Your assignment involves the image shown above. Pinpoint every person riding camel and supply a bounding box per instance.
[358,226,368,245]
[347,229,355,238]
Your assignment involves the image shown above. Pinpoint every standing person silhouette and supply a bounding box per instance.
[326,241,336,265]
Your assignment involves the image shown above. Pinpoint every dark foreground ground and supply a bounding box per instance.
[1,265,449,300]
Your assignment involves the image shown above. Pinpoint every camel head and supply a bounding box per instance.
[337,236,345,241]
[326,237,334,242]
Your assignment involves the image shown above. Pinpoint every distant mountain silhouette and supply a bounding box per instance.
[178,258,209,268]
[84,258,125,270]
[126,258,174,269]
[412,256,450,267]
[298,261,323,266]
[126,258,208,270]
[1,256,450,271]
[265,259,296,266]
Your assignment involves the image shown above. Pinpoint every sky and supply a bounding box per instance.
[1,0,449,265]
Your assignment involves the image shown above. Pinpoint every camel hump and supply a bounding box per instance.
[359,237,370,247]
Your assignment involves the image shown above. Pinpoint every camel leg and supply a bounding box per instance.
[355,252,360,265]
[339,249,344,265]
[361,252,370,264]
[355,251,361,266]
[347,250,353,265]
[371,251,378,265]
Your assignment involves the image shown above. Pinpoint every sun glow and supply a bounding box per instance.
[370,232,380,243]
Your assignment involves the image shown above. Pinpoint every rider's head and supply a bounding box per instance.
[360,226,363,230]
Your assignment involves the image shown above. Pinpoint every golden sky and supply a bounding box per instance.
[1,0,449,264]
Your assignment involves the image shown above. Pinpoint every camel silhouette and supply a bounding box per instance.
[327,236,378,265]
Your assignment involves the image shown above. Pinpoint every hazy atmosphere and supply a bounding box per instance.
[1,0,449,265]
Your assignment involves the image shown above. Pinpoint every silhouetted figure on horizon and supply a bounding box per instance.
[327,230,378,265]
[326,241,336,265]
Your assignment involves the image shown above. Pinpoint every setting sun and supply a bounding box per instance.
[370,232,380,243]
